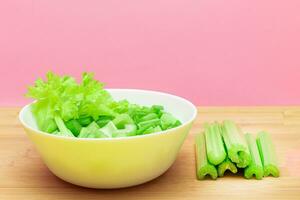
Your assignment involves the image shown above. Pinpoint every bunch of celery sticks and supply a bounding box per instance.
[195,120,280,180]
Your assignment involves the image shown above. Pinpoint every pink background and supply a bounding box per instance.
[1,0,300,106]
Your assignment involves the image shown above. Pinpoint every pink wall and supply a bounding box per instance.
[1,0,300,106]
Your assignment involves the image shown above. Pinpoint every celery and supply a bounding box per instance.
[78,122,107,138]
[54,116,75,137]
[160,113,181,130]
[257,132,280,177]
[138,113,158,122]
[244,133,264,180]
[217,157,237,177]
[222,120,251,168]
[112,124,137,137]
[112,114,134,129]
[204,123,226,165]
[77,116,93,127]
[65,119,82,136]
[143,125,162,134]
[96,115,114,128]
[195,133,218,180]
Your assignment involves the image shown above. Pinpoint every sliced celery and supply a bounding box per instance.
[160,113,181,130]
[138,113,158,122]
[65,119,82,137]
[222,120,251,168]
[204,123,226,165]
[244,133,264,180]
[112,124,137,137]
[195,133,218,180]
[143,125,162,134]
[54,116,75,137]
[257,132,280,177]
[77,116,93,127]
[96,115,114,127]
[137,119,161,134]
[112,114,134,129]
[217,157,237,177]
[100,121,118,137]
[78,122,107,138]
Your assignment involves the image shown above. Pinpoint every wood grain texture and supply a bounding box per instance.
[0,107,300,200]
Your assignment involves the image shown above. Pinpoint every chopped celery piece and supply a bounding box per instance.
[257,132,280,177]
[138,113,158,122]
[112,124,137,137]
[137,118,161,135]
[100,121,118,137]
[222,120,251,168]
[77,116,93,127]
[244,133,264,180]
[151,105,164,116]
[143,125,162,134]
[138,118,160,129]
[204,123,226,165]
[160,113,181,130]
[96,115,114,128]
[112,114,134,129]
[78,122,107,138]
[65,119,82,137]
[218,157,238,177]
[195,133,218,180]
[54,116,75,137]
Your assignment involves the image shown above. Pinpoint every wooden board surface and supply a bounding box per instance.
[1,107,300,200]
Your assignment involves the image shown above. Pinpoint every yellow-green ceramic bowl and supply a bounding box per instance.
[19,89,197,188]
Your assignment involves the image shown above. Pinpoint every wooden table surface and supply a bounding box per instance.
[1,107,300,200]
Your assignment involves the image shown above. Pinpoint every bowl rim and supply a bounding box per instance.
[19,88,198,141]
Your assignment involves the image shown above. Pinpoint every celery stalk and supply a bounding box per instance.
[204,123,226,165]
[218,157,238,177]
[221,120,251,168]
[244,133,264,180]
[195,133,218,180]
[54,116,75,137]
[257,132,280,177]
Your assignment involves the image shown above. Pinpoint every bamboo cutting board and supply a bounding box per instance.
[0,107,300,200]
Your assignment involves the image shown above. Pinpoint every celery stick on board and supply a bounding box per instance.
[195,133,218,180]
[244,133,264,180]
[222,120,251,168]
[257,132,280,177]
[204,123,226,165]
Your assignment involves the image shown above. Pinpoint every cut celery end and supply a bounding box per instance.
[222,120,251,168]
[195,133,218,180]
[112,114,134,129]
[218,158,238,177]
[197,165,218,180]
[264,165,280,177]
[204,123,226,165]
[244,165,264,180]
[244,133,264,180]
[236,151,251,168]
[257,131,280,177]
[112,124,137,137]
